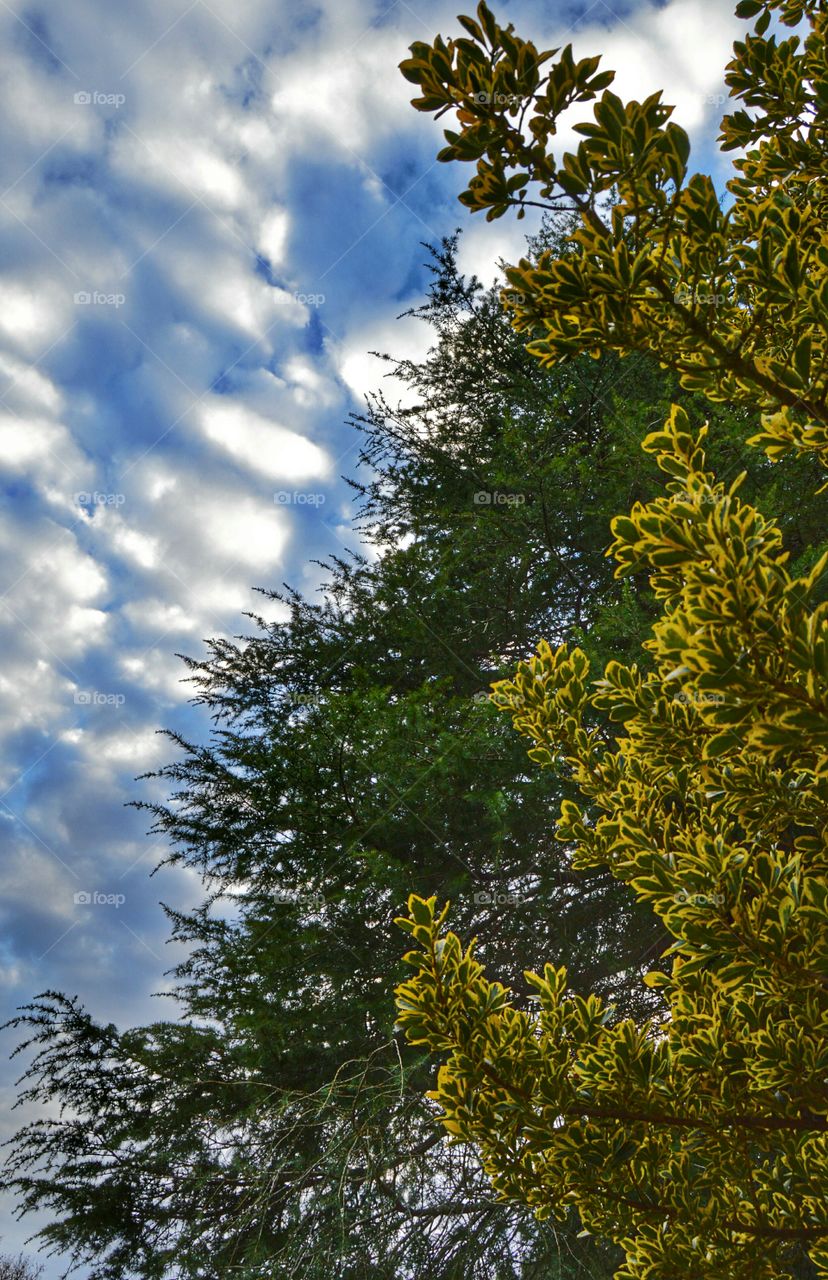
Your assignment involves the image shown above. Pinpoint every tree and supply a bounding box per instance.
[397,411,828,1278]
[6,232,676,1280]
[0,1255,43,1280]
[4,192,826,1280]
[394,3,828,1278]
[400,0,827,464]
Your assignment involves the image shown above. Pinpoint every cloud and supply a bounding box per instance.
[573,0,740,133]
[335,310,434,407]
[199,398,331,480]
[196,488,291,566]
[258,207,290,265]
[269,27,415,155]
[0,413,70,471]
[0,280,73,355]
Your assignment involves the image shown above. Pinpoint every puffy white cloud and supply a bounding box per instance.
[258,207,290,265]
[0,281,72,355]
[108,520,162,570]
[0,351,65,415]
[121,597,198,634]
[541,0,741,147]
[156,238,305,344]
[112,120,247,209]
[335,311,434,406]
[269,25,415,155]
[198,489,291,566]
[0,413,68,470]
[199,398,331,480]
[85,724,170,768]
[455,223,531,289]
[280,356,340,410]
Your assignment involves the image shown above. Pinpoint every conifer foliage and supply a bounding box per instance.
[4,239,693,1280]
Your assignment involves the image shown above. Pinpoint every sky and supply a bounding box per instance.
[0,0,744,1270]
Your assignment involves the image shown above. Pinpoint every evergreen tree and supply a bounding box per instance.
[5,226,825,1278]
[0,1254,42,1280]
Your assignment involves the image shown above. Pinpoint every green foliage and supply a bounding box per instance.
[0,1254,43,1280]
[396,412,828,1278]
[7,235,828,1280]
[4,236,701,1280]
[400,0,828,465]
[7,29,828,1260]
[394,3,828,1278]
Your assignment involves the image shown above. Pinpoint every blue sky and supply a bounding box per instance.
[0,0,743,1269]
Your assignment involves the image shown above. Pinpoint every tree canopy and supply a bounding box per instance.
[395,2,828,1278]
[400,0,827,461]
[10,228,823,1278]
[4,1,828,1275]
[4,232,688,1280]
